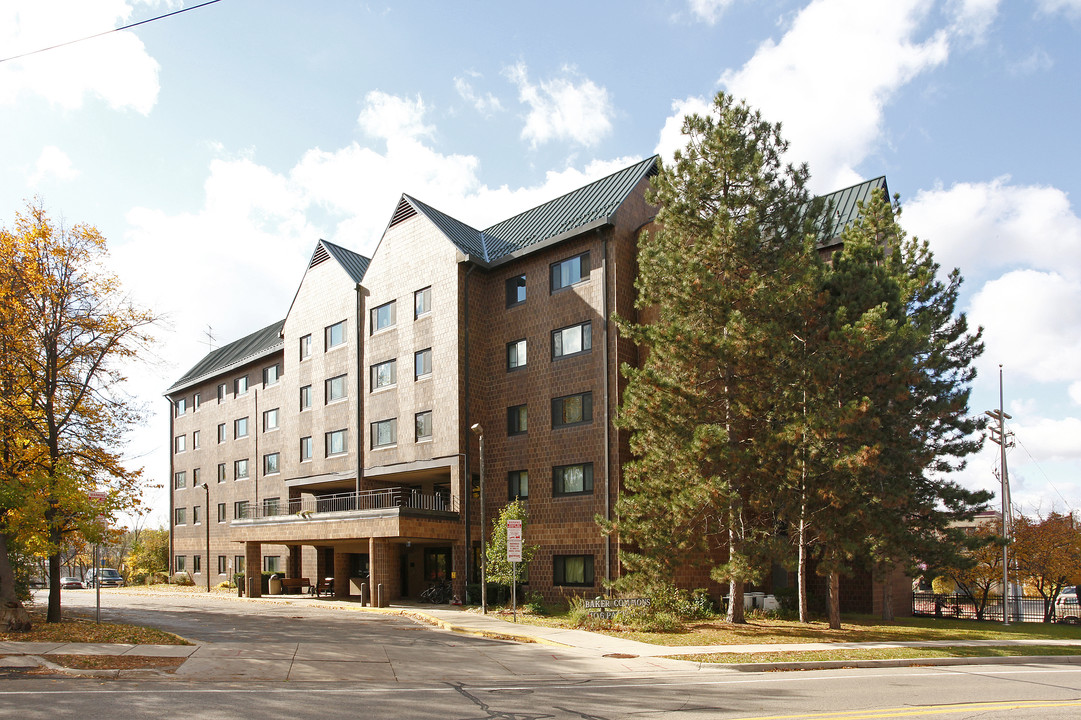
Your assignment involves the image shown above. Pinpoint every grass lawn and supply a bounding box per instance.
[510,611,1081,647]
[675,645,1081,664]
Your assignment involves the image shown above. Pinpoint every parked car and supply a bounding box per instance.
[59,576,84,589]
[84,568,124,588]
[1055,586,1079,624]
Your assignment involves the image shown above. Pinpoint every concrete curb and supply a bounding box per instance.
[714,654,1081,672]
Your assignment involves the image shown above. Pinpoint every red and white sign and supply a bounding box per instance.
[506,519,522,562]
[88,491,107,502]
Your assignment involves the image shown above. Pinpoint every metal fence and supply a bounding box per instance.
[243,487,455,520]
[912,592,1059,623]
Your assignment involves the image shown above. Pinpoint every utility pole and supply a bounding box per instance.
[985,365,1013,625]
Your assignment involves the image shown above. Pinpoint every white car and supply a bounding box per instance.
[1055,586,1079,624]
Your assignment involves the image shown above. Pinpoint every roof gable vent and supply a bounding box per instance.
[309,243,329,268]
[389,198,417,227]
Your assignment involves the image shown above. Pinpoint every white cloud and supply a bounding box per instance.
[504,63,613,148]
[0,1,161,114]
[687,0,737,25]
[357,91,434,142]
[1037,0,1081,14]
[903,178,1081,284]
[718,0,950,192]
[946,0,1000,43]
[454,76,504,115]
[1070,382,1081,406]
[653,96,713,165]
[28,145,79,186]
[967,270,1081,384]
[1010,47,1054,75]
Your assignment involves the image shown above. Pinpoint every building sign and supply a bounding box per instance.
[506,519,522,562]
[585,597,652,619]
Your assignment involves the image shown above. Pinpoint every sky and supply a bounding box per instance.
[2,0,1080,529]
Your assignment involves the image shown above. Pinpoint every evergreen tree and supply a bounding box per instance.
[610,92,819,623]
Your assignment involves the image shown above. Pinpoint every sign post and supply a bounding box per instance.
[88,491,107,623]
[507,519,522,623]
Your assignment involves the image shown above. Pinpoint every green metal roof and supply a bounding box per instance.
[809,176,890,246]
[320,239,370,283]
[166,319,284,395]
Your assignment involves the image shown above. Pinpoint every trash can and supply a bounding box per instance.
[269,574,282,595]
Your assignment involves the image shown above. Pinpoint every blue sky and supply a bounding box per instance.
[3,0,1080,528]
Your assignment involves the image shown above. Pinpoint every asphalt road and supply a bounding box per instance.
[9,590,1081,719]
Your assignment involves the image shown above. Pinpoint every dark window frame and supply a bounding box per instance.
[550,252,589,293]
[506,338,527,371]
[552,321,592,360]
[508,469,528,500]
[505,274,527,307]
[507,404,528,436]
[553,462,594,497]
[370,300,396,334]
[551,391,593,429]
[553,554,595,587]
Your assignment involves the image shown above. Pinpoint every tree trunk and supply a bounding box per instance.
[47,526,62,622]
[727,577,745,624]
[797,510,808,623]
[0,532,32,632]
[881,574,894,622]
[828,570,841,630]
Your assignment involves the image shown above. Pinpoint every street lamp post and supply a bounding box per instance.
[470,423,487,615]
[200,482,211,593]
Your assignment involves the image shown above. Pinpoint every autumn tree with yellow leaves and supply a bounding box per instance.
[0,200,155,630]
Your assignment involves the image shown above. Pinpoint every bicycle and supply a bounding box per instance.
[419,578,452,604]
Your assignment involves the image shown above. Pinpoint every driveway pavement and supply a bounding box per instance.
[5,589,1081,680]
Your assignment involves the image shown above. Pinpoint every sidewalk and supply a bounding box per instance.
[4,595,1081,680]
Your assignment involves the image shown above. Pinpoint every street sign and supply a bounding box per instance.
[506,519,522,562]
[88,490,107,502]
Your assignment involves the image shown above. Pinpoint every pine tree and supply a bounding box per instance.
[611,92,819,623]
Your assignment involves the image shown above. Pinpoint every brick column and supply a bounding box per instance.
[245,542,262,598]
[370,537,400,606]
[286,545,302,579]
[333,548,350,599]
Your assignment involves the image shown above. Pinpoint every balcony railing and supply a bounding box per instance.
[243,487,456,520]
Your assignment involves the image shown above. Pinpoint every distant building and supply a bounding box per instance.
[167,156,891,606]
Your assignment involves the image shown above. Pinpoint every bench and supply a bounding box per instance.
[280,577,311,594]
[312,577,334,597]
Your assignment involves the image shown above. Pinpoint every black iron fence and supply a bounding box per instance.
[912,591,1062,623]
[242,487,455,520]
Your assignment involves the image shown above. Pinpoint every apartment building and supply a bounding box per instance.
[168,156,891,607]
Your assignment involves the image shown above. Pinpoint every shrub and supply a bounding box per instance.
[173,571,194,586]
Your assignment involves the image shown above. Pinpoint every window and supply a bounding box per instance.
[193,393,201,411]
[508,470,528,500]
[217,423,227,443]
[550,252,589,292]
[370,419,396,449]
[192,430,201,449]
[235,417,248,438]
[264,452,280,475]
[218,556,227,574]
[263,556,281,573]
[300,436,313,462]
[507,339,527,370]
[300,333,312,360]
[371,300,396,333]
[552,392,593,428]
[235,376,249,396]
[193,504,203,525]
[506,274,526,307]
[263,364,279,387]
[327,428,348,456]
[263,407,279,431]
[217,503,226,522]
[175,556,186,573]
[217,463,226,482]
[262,497,280,516]
[174,507,187,526]
[300,384,312,411]
[193,555,202,574]
[370,361,396,390]
[554,554,594,586]
[415,411,432,442]
[325,320,346,350]
[234,500,249,519]
[235,458,249,479]
[414,286,431,318]
[193,467,201,484]
[322,374,345,403]
[174,435,186,453]
[507,404,528,435]
[174,471,186,490]
[415,348,432,380]
[552,321,591,359]
[235,555,245,574]
[175,398,186,417]
[217,383,227,403]
[554,462,594,496]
